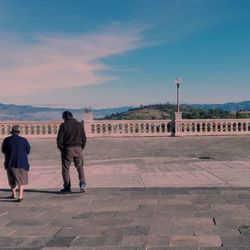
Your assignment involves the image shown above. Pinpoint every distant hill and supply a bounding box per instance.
[189,101,250,112]
[0,103,133,121]
[103,104,174,120]
[0,101,249,121]
[103,102,250,120]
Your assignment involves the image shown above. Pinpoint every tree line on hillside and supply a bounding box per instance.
[101,103,250,120]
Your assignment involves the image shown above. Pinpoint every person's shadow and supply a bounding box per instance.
[0,188,62,202]
[0,188,87,202]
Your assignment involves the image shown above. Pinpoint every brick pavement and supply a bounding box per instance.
[0,188,250,249]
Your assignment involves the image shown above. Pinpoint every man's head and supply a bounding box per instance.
[10,125,21,134]
[62,111,73,121]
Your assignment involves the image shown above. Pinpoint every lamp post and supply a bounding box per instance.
[175,76,182,112]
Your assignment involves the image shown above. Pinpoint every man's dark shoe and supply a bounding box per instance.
[60,187,71,193]
[79,180,86,193]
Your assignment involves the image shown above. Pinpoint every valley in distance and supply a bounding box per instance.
[0,101,250,121]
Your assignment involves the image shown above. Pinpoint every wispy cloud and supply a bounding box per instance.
[0,24,144,96]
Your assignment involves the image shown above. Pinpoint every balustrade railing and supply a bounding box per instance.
[0,121,61,138]
[1,116,250,139]
[84,119,173,137]
[175,118,250,136]
[0,119,173,139]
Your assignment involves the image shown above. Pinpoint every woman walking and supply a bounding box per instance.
[1,125,31,202]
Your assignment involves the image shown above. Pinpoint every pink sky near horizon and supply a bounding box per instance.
[0,26,143,97]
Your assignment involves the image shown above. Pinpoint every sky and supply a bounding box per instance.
[0,0,249,108]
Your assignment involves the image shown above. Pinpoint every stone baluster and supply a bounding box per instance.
[239,122,242,132]
[26,124,29,135]
[1,125,4,136]
[100,124,102,134]
[191,122,194,133]
[235,122,238,132]
[162,123,165,134]
[183,123,186,133]
[31,124,36,135]
[152,123,155,133]
[225,122,228,132]
[101,124,104,134]
[43,124,47,135]
[91,124,95,134]
[204,122,208,133]
[108,124,112,134]
[31,125,34,135]
[37,124,40,135]
[31,124,35,135]
[193,123,197,133]
[158,123,161,133]
[24,125,27,135]
[120,124,124,134]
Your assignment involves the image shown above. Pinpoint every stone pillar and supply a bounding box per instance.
[175,112,183,121]
[84,111,93,137]
[84,111,93,121]
[44,124,48,135]
[174,112,183,137]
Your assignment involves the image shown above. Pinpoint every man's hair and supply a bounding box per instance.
[62,111,73,120]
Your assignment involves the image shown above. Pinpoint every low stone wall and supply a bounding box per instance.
[175,118,250,136]
[84,119,173,137]
[0,121,61,139]
[1,117,250,138]
[0,119,173,139]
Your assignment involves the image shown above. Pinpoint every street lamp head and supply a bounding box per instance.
[175,76,183,85]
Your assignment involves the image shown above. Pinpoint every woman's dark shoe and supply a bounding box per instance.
[17,198,23,202]
[7,194,17,199]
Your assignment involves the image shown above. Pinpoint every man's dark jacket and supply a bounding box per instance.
[1,134,31,170]
[57,118,86,150]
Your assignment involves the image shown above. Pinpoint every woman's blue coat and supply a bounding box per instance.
[1,134,30,171]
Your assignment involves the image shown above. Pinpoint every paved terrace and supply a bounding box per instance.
[0,136,250,249]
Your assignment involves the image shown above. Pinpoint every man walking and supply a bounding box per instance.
[57,111,87,193]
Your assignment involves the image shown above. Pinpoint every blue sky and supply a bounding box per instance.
[0,0,249,108]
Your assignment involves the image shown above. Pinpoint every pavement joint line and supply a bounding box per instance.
[150,198,160,230]
[0,212,8,217]
[137,167,146,188]
[196,161,233,187]
[213,217,217,226]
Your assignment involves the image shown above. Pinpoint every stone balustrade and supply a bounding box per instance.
[175,118,250,136]
[1,115,250,139]
[84,119,173,138]
[0,119,173,139]
[0,121,61,139]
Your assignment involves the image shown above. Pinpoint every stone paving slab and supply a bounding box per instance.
[0,137,250,190]
[170,235,222,247]
[2,160,250,189]
[0,187,250,249]
[0,137,250,249]
[140,170,228,188]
